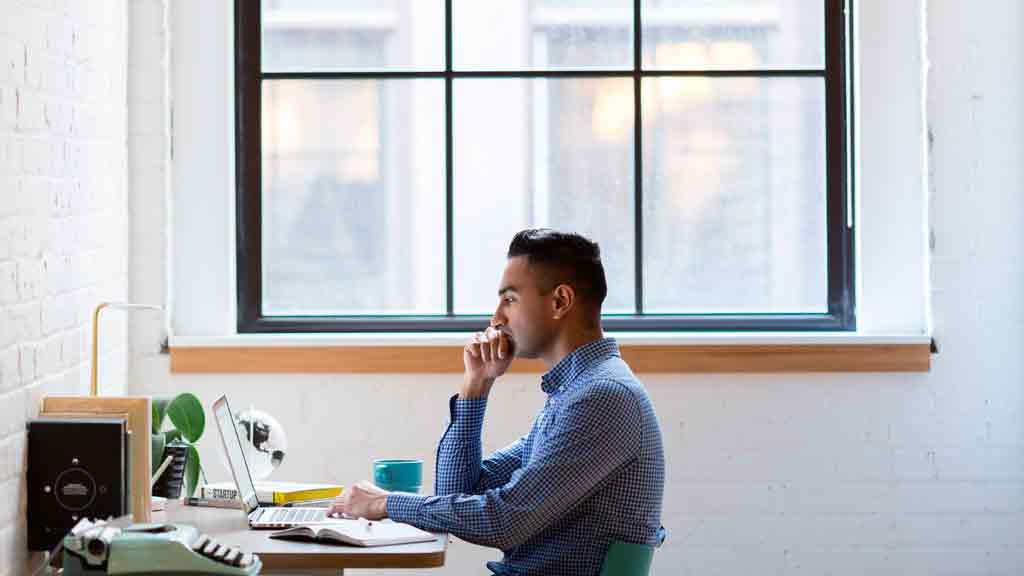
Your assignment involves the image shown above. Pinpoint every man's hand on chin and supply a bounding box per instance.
[328,481,390,520]
[461,326,515,399]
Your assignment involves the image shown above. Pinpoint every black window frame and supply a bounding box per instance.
[236,0,855,333]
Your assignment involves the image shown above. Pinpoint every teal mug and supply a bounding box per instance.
[373,459,422,493]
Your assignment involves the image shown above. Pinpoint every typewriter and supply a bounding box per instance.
[61,519,261,575]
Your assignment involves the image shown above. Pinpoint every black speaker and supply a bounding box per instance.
[27,417,129,551]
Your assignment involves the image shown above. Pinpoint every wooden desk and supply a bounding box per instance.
[156,502,447,575]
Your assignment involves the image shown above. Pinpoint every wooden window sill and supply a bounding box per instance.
[169,338,930,374]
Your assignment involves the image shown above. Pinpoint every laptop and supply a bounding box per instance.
[212,395,335,529]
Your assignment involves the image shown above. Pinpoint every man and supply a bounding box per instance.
[331,229,665,575]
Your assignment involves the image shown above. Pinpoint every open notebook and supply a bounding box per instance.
[269,519,435,547]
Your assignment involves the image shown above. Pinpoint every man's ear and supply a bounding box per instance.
[551,284,575,320]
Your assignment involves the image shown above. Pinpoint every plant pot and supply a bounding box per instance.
[152,443,189,499]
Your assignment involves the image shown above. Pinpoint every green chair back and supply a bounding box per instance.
[599,540,655,576]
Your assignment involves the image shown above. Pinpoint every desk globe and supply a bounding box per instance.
[235,408,288,480]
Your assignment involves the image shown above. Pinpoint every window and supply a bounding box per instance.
[236,0,854,333]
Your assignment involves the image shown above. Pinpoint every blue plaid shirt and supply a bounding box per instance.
[388,338,665,575]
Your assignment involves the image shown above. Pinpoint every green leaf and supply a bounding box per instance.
[152,396,171,434]
[184,444,201,498]
[167,393,205,443]
[151,433,166,475]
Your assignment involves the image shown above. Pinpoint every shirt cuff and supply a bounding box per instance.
[386,492,428,525]
[448,394,487,432]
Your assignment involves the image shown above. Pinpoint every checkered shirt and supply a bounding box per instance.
[387,337,665,575]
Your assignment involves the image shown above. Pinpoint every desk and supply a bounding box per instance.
[156,502,447,575]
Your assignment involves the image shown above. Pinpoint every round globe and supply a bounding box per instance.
[234,408,288,480]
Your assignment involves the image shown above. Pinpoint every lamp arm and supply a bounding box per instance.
[90,303,112,397]
[90,302,163,397]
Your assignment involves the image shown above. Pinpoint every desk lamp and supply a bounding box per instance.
[90,302,163,396]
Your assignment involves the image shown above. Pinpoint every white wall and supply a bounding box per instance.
[127,0,170,354]
[0,0,130,572]
[127,1,1024,576]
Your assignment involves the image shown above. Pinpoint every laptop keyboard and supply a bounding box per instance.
[267,508,326,523]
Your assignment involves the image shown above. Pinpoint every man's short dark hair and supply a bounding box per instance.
[507,229,608,309]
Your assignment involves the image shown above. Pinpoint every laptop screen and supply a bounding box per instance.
[212,396,260,514]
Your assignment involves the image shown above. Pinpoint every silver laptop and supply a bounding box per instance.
[213,395,334,529]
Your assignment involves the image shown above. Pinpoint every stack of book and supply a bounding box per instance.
[187,481,343,509]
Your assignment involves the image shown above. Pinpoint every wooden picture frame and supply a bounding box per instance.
[39,396,152,522]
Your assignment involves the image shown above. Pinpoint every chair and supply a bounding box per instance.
[599,527,666,576]
[599,541,655,576]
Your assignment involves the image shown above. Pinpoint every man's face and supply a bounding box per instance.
[491,256,557,359]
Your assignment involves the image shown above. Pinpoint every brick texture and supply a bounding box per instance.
[0,0,128,572]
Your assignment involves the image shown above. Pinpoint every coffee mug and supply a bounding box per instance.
[373,459,422,493]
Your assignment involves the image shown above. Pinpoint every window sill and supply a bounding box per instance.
[168,333,931,374]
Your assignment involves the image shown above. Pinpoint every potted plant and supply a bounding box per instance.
[151,392,205,498]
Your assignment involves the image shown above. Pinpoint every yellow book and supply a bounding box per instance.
[201,481,343,505]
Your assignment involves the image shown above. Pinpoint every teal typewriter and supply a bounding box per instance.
[62,519,261,575]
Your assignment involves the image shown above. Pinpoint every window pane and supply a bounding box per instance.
[261,0,444,72]
[453,78,635,315]
[453,0,632,70]
[262,80,446,315]
[642,77,827,313]
[642,0,824,70]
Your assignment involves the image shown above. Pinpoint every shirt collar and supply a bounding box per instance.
[540,337,620,395]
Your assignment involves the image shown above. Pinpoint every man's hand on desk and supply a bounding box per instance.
[328,481,390,521]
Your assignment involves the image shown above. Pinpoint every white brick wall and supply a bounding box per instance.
[0,0,129,573]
